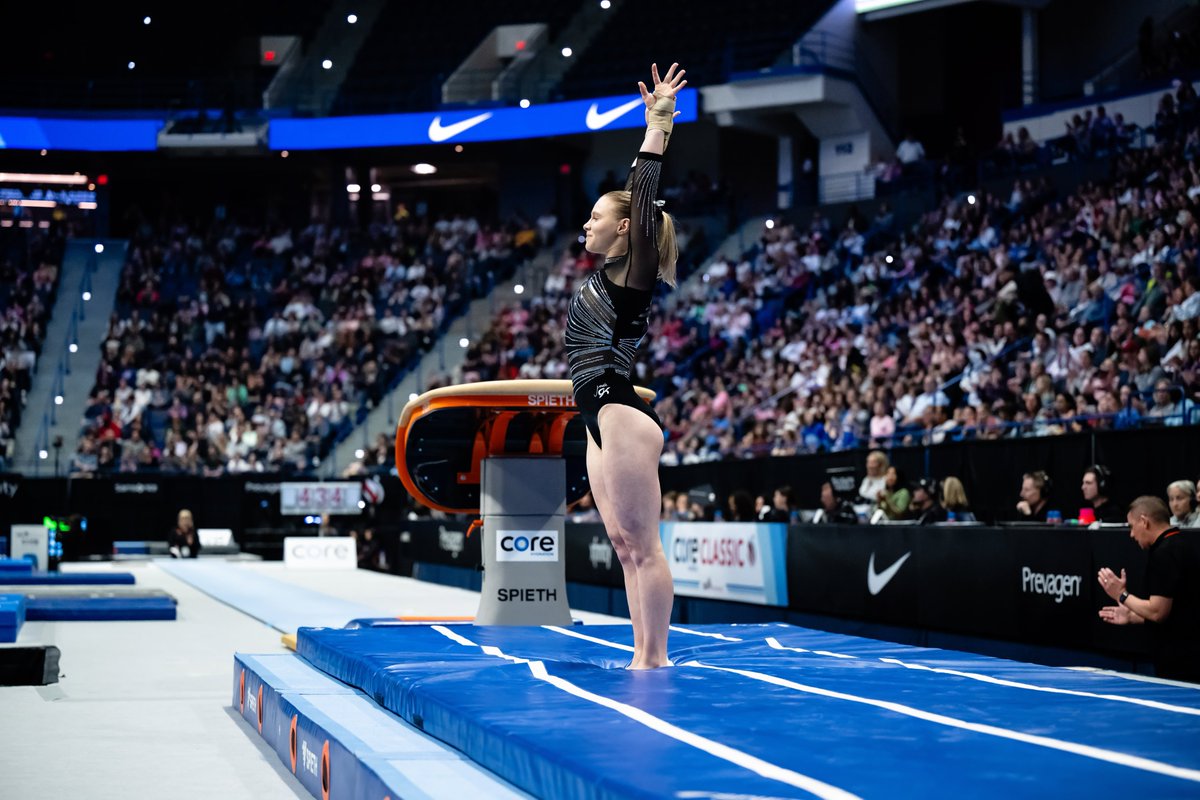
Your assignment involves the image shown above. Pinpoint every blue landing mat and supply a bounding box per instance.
[24,596,176,621]
[0,557,34,573]
[297,622,1200,800]
[234,653,530,800]
[0,572,135,585]
[158,560,386,633]
[0,594,25,642]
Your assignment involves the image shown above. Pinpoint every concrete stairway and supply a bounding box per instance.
[13,239,126,475]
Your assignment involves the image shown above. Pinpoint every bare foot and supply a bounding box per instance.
[627,659,673,670]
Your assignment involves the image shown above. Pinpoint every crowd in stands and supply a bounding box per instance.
[70,213,538,476]
[0,226,65,470]
[867,80,1200,200]
[393,108,1200,471]
[658,453,1200,530]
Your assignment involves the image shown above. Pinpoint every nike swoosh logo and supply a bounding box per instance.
[585,98,644,130]
[867,551,911,595]
[427,112,493,143]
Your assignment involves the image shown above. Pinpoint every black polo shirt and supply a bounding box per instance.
[1145,527,1200,682]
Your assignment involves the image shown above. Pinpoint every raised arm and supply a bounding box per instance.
[622,63,685,291]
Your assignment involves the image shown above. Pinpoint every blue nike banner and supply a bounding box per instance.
[0,89,697,152]
[0,116,162,152]
[661,521,788,606]
[269,88,699,151]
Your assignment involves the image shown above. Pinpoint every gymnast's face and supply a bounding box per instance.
[583,196,629,255]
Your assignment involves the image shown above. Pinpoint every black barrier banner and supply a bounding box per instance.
[563,523,624,588]
[784,525,1200,658]
[401,520,481,566]
[788,524,922,626]
[915,527,1017,637]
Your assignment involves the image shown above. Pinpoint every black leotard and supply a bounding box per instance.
[564,151,665,447]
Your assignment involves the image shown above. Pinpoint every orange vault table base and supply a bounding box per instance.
[394,380,656,625]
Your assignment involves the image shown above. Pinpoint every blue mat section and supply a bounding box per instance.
[0,594,25,643]
[233,653,530,800]
[24,596,176,621]
[0,572,135,585]
[0,557,34,573]
[159,561,385,633]
[113,541,150,555]
[297,623,1200,800]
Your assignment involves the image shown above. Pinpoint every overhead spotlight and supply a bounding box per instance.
[967,194,976,205]
[454,144,464,153]
[600,0,611,7]
[459,337,470,348]
[68,343,78,353]
[281,150,289,158]
[39,449,48,460]
[561,47,573,57]
[408,392,418,401]
[346,13,357,23]
[370,183,381,193]
[357,500,366,509]
[87,183,95,191]
[39,149,47,156]
[127,61,136,70]
[885,255,894,264]
[82,291,92,301]
[355,449,365,459]
[411,163,437,175]
[322,59,333,70]
[578,235,585,244]
[519,98,531,109]
[94,243,105,253]
[346,183,361,193]
[55,395,64,405]
[765,219,775,230]
[143,15,151,24]
[514,284,525,295]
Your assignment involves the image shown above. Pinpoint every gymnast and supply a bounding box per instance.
[565,61,685,669]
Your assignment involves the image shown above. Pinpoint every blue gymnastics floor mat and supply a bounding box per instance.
[0,571,136,586]
[295,622,1200,800]
[24,595,176,621]
[0,594,25,642]
[233,653,530,800]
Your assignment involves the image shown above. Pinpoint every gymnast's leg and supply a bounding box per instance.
[597,404,672,669]
[586,429,645,661]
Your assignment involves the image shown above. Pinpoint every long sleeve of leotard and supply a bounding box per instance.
[621,151,663,292]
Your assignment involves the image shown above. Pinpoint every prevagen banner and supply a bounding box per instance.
[269,88,699,151]
[661,521,788,607]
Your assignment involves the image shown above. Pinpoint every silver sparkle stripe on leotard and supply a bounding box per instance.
[564,269,649,394]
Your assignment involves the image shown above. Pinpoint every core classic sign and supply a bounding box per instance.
[283,537,357,570]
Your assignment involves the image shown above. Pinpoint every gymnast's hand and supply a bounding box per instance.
[639,62,686,123]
